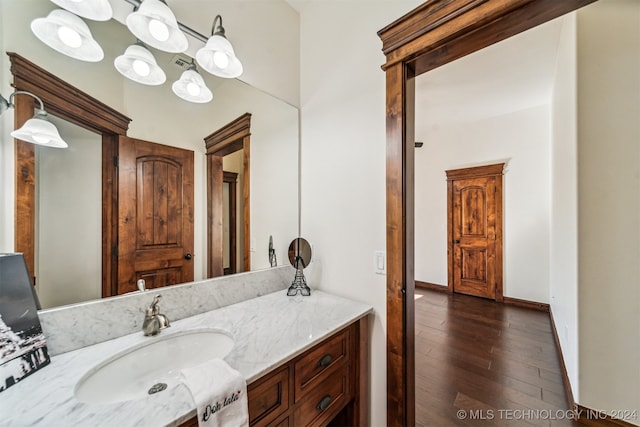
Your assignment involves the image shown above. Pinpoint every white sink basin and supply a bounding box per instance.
[74,329,234,405]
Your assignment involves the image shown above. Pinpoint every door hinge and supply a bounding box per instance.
[113,156,119,167]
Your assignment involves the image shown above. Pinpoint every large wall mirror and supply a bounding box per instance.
[0,0,300,309]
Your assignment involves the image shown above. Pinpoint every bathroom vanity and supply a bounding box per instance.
[1,288,372,426]
[180,319,366,427]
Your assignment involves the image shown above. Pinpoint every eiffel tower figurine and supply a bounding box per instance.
[286,238,312,296]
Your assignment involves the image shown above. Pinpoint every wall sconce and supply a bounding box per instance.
[0,91,68,148]
[30,9,104,62]
[196,15,243,79]
[114,41,167,85]
[126,0,188,53]
[172,62,213,103]
[49,0,113,21]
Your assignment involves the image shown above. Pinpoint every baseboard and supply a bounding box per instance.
[548,310,638,427]
[549,307,575,409]
[415,281,449,292]
[574,404,639,427]
[503,296,549,312]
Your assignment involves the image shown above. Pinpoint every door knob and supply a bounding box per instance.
[455,240,460,244]
[184,253,192,260]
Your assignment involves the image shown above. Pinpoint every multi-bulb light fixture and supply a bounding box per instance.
[6,0,244,148]
[32,0,243,90]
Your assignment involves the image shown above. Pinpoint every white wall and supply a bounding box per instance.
[577,0,640,419]
[0,0,299,287]
[36,119,102,308]
[549,13,580,401]
[414,105,552,303]
[298,0,423,423]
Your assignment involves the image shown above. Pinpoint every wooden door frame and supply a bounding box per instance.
[446,163,504,301]
[9,52,131,298]
[205,113,251,278]
[377,0,598,424]
[223,171,238,275]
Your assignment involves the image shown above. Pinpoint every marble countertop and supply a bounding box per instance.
[1,289,372,427]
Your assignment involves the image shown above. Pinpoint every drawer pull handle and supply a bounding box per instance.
[316,395,332,411]
[317,354,333,368]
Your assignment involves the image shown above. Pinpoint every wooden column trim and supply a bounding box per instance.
[14,95,36,282]
[223,171,238,275]
[242,135,251,272]
[378,0,599,423]
[101,134,119,297]
[385,60,415,427]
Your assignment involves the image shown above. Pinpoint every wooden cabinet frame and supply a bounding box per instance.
[377,0,598,425]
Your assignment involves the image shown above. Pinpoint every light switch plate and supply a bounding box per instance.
[374,251,386,275]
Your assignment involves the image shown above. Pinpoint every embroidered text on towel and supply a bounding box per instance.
[202,390,242,422]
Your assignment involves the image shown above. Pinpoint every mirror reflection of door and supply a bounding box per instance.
[205,113,251,278]
[117,136,195,294]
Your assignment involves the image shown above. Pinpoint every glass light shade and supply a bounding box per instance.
[126,0,188,53]
[172,69,213,103]
[114,44,166,86]
[11,113,68,148]
[31,9,104,62]
[49,0,113,21]
[195,35,243,78]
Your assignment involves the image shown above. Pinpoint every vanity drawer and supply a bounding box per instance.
[248,366,290,427]
[293,367,350,427]
[294,328,350,401]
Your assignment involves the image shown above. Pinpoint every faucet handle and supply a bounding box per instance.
[145,295,162,317]
[151,294,162,307]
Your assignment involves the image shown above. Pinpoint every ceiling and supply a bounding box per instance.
[284,0,309,13]
[104,0,564,121]
[415,14,565,127]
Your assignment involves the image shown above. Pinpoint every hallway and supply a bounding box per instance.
[415,287,591,426]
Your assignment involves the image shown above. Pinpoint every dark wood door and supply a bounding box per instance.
[447,164,503,300]
[117,136,194,294]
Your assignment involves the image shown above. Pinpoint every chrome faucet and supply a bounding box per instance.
[142,295,170,336]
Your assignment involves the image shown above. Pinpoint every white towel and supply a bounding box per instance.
[181,359,249,427]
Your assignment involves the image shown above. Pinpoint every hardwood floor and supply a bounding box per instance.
[414,287,592,427]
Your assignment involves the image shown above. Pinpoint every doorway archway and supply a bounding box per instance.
[377,1,598,424]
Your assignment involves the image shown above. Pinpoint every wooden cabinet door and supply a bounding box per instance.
[447,163,503,300]
[117,136,194,294]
